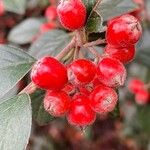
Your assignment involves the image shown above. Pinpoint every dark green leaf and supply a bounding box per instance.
[8,18,43,44]
[31,90,54,125]
[86,11,103,33]
[0,45,36,99]
[96,0,138,21]
[82,0,97,16]
[136,29,150,67]
[137,105,150,135]
[29,29,72,59]
[3,0,27,14]
[0,94,32,150]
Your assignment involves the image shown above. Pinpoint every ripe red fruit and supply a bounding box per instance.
[90,85,118,114]
[105,44,135,64]
[44,90,70,117]
[0,0,4,16]
[31,56,68,90]
[68,59,96,85]
[40,22,56,33]
[135,89,149,105]
[97,57,126,88]
[106,14,142,47]
[45,6,57,21]
[128,78,144,93]
[57,0,86,30]
[67,95,96,127]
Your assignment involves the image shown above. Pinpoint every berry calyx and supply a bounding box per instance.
[57,0,86,30]
[106,14,142,47]
[67,94,96,127]
[31,56,68,90]
[128,78,145,94]
[68,59,96,85]
[105,44,135,64]
[97,57,126,88]
[90,85,118,114]
[135,89,149,105]
[45,6,57,21]
[44,90,70,117]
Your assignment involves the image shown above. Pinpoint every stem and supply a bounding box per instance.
[55,36,76,60]
[83,39,106,48]
[19,82,37,95]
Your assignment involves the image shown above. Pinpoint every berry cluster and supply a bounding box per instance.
[128,79,150,105]
[30,0,142,127]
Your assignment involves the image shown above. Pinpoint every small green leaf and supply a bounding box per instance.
[0,94,32,150]
[31,90,54,125]
[29,29,72,59]
[0,45,36,99]
[96,0,138,21]
[82,0,97,16]
[8,18,43,44]
[86,11,103,33]
[3,0,27,14]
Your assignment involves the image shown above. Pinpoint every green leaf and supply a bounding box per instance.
[31,90,54,125]
[82,0,97,16]
[0,94,32,150]
[85,0,104,33]
[137,105,150,135]
[29,29,72,59]
[3,0,27,14]
[8,18,43,45]
[0,45,36,99]
[136,29,150,67]
[86,11,103,33]
[96,0,138,21]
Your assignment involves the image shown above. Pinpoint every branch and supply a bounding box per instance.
[83,39,106,47]
[55,36,76,60]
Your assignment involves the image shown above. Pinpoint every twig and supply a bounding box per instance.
[83,39,106,48]
[19,82,37,95]
[55,36,76,60]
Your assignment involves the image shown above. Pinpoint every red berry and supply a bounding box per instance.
[105,44,135,64]
[57,0,86,30]
[45,6,57,21]
[40,22,56,33]
[67,95,96,127]
[97,57,126,88]
[0,0,4,16]
[68,59,96,85]
[90,85,118,114]
[106,14,142,47]
[128,78,144,93]
[44,90,70,117]
[31,56,68,90]
[135,89,149,105]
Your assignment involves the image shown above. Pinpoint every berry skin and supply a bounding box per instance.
[67,94,96,127]
[97,57,126,88]
[90,85,118,114]
[31,56,68,90]
[44,90,70,117]
[135,89,149,105]
[68,59,96,85]
[106,14,142,47]
[105,44,135,64]
[128,78,144,94]
[57,0,86,30]
[45,6,57,21]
